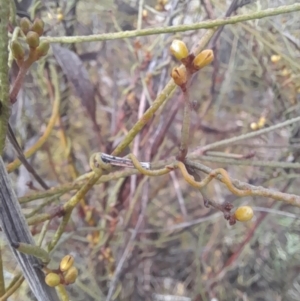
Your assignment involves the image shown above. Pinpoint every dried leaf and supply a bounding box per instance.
[52,44,96,123]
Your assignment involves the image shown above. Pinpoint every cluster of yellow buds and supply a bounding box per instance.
[250,116,266,131]
[270,54,299,103]
[10,17,50,66]
[270,54,293,77]
[99,247,115,264]
[45,255,78,287]
[169,39,214,89]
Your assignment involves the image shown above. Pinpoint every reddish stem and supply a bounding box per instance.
[10,64,30,104]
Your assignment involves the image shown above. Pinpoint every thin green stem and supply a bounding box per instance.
[63,174,103,213]
[112,79,176,156]
[0,247,5,298]
[8,27,21,68]
[0,0,11,154]
[56,284,69,301]
[0,276,24,301]
[198,156,300,169]
[4,274,22,292]
[28,213,54,226]
[112,29,216,156]
[41,4,300,44]
[47,154,111,251]
[185,159,300,207]
[189,115,300,157]
[25,195,62,218]
[19,169,138,203]
[137,0,144,30]
[48,211,72,252]
[7,64,61,172]
[37,221,50,247]
[178,90,191,161]
[205,151,247,159]
[12,242,50,264]
[9,0,17,26]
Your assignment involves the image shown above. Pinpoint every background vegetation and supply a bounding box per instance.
[1,0,300,300]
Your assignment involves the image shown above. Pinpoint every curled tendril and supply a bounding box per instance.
[89,153,112,175]
[128,154,173,176]
[177,161,252,197]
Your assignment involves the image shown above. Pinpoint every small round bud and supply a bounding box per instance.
[270,55,281,63]
[63,266,78,285]
[26,31,40,49]
[170,39,189,61]
[192,49,214,70]
[250,122,258,131]
[11,40,25,60]
[36,42,50,57]
[234,206,254,222]
[45,273,61,287]
[60,255,74,272]
[20,17,31,35]
[170,67,187,87]
[57,13,64,21]
[257,116,266,129]
[56,8,64,21]
[30,18,45,36]
[142,9,148,18]
[281,68,291,77]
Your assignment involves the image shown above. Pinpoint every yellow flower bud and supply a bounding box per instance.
[31,18,45,36]
[192,49,214,70]
[270,55,281,63]
[170,39,189,61]
[45,273,61,287]
[57,13,64,21]
[60,255,74,272]
[257,116,266,129]
[26,31,40,49]
[10,40,25,61]
[142,9,148,18]
[36,41,50,58]
[234,206,254,222]
[250,122,258,131]
[20,17,31,35]
[281,68,291,77]
[170,67,187,87]
[63,266,78,285]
